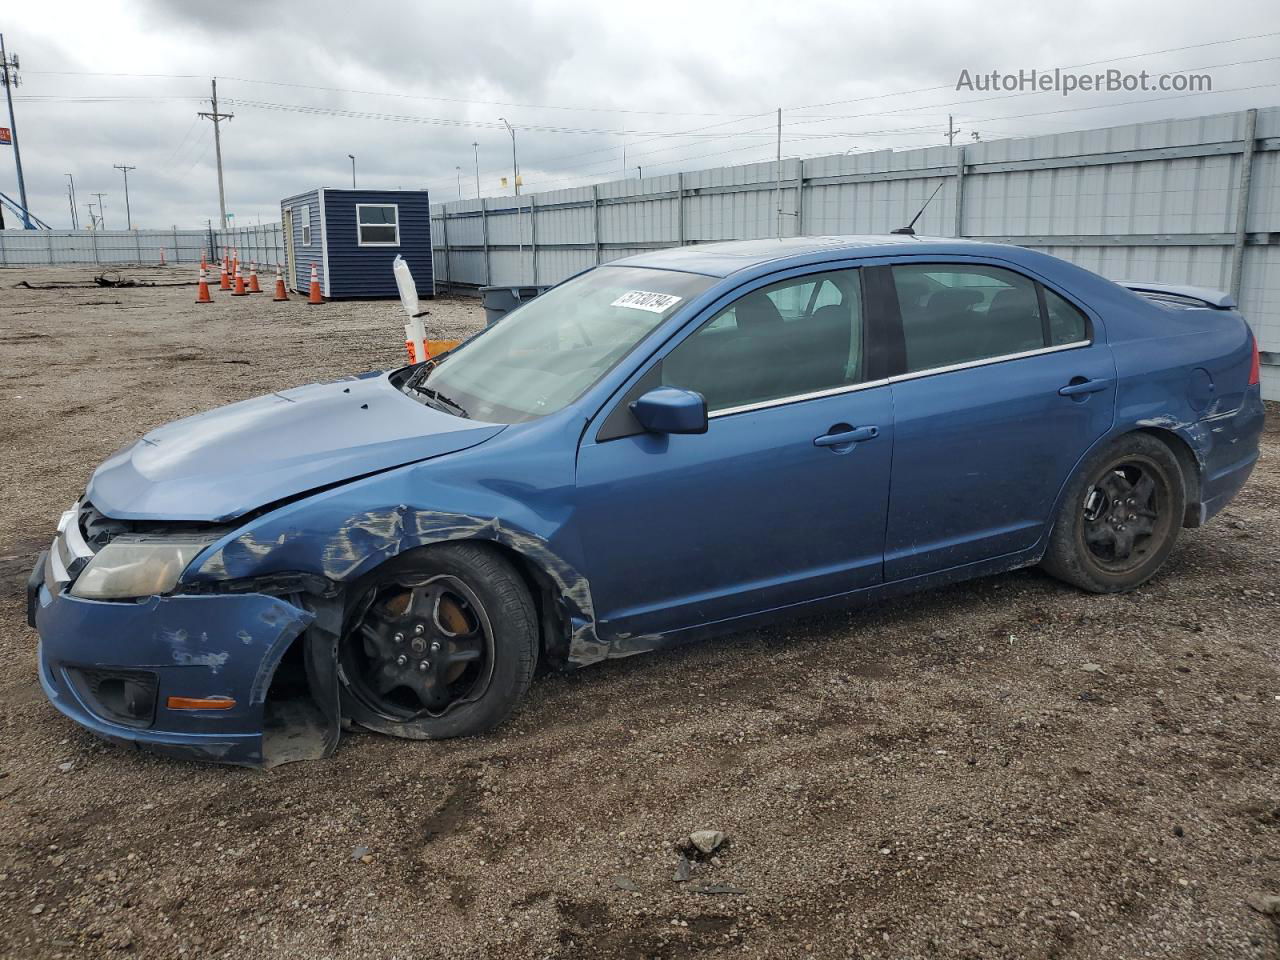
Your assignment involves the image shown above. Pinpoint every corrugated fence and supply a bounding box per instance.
[1,107,1277,399]
[428,105,1280,400]
[0,224,284,269]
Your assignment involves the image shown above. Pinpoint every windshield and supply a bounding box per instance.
[412,266,714,423]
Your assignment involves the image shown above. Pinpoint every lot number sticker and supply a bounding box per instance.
[611,290,683,313]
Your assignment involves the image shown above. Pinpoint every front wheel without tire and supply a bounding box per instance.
[338,543,537,740]
[1041,434,1185,593]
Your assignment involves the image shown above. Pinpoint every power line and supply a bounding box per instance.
[23,28,1279,118]
[786,29,1280,113]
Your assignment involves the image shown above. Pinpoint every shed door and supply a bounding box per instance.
[283,208,297,292]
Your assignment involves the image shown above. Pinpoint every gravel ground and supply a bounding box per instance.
[0,265,1277,960]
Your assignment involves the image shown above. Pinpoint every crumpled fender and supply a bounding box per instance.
[186,491,610,668]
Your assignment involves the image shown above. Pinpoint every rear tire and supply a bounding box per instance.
[338,543,538,740]
[1041,433,1185,593]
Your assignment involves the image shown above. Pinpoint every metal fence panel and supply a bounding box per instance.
[426,104,1280,398]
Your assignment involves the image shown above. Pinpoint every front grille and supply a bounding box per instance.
[65,667,158,729]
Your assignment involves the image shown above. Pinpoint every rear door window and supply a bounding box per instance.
[892,264,1047,373]
[1044,287,1089,346]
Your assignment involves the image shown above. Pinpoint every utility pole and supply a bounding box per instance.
[197,78,233,228]
[65,173,78,229]
[775,107,783,238]
[499,118,519,195]
[946,114,959,147]
[91,193,107,229]
[113,164,136,229]
[0,33,31,229]
[472,142,480,198]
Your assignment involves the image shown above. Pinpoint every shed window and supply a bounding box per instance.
[300,204,311,246]
[357,204,400,246]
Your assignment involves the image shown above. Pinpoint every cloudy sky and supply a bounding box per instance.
[2,0,1279,229]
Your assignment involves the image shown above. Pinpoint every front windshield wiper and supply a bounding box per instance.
[412,383,470,419]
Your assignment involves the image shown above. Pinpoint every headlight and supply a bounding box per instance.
[69,536,217,600]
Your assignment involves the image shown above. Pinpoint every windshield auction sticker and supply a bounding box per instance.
[610,290,683,313]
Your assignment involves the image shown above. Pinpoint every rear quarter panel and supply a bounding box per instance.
[1103,290,1263,507]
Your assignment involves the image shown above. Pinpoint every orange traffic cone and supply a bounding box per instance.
[232,266,248,296]
[200,249,208,271]
[248,262,262,293]
[306,264,324,305]
[195,266,213,303]
[219,259,231,291]
[159,246,167,267]
[231,247,239,279]
[272,265,289,301]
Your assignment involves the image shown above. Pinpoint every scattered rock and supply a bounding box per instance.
[611,875,640,892]
[1080,663,1104,674]
[1246,892,1280,916]
[57,761,75,773]
[673,856,692,883]
[689,883,747,895]
[689,830,725,855]
[350,845,370,862]
[30,904,45,916]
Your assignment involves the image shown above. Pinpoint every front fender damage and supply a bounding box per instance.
[191,507,617,761]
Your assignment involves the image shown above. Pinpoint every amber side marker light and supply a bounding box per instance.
[166,696,236,710]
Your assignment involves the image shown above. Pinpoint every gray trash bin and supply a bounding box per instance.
[479,284,549,326]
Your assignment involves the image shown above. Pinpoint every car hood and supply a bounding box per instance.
[86,373,504,522]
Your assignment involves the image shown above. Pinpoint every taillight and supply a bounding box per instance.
[1248,332,1260,386]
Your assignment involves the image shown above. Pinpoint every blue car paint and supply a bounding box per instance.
[35,586,312,765]
[31,236,1263,765]
[89,369,504,522]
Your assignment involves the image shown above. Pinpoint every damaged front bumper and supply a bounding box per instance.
[31,560,315,767]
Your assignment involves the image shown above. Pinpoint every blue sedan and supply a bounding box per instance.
[28,236,1264,766]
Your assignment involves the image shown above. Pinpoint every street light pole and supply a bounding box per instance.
[456,166,462,200]
[0,33,31,228]
[114,164,136,229]
[499,118,519,195]
[472,141,480,198]
[348,153,356,188]
[92,192,107,229]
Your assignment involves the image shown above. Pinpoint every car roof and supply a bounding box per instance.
[611,235,997,278]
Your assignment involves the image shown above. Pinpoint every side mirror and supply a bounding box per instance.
[630,387,708,435]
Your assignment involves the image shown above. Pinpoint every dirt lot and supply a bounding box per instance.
[0,265,1277,960]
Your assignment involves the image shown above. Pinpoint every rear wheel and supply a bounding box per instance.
[338,543,537,740]
[1041,434,1185,593]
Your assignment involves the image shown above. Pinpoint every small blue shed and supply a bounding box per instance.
[279,188,434,299]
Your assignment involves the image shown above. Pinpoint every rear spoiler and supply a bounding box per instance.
[1117,280,1236,310]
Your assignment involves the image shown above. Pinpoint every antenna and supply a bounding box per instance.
[890,180,945,236]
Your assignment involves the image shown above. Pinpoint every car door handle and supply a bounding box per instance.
[1058,377,1113,397]
[814,425,879,447]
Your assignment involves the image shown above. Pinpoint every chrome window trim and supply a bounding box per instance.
[708,377,890,419]
[889,339,1091,385]
[704,339,1092,421]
